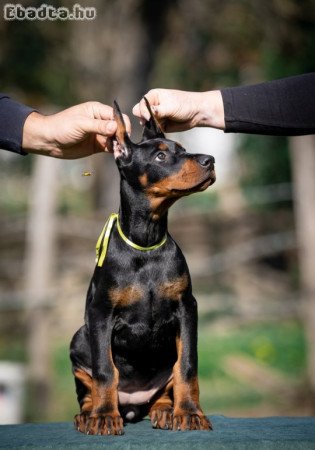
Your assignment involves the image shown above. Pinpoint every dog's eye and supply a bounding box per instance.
[155,152,167,162]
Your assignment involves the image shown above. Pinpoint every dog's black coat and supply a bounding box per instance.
[70,100,216,435]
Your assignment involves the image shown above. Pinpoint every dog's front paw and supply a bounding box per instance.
[85,413,124,435]
[74,412,90,433]
[172,412,212,431]
[150,406,173,430]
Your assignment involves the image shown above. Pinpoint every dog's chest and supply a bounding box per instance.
[98,235,189,355]
[112,295,179,351]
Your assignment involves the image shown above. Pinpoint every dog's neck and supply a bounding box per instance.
[119,179,168,247]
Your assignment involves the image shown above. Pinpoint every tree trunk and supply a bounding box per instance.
[24,156,59,421]
[290,135,315,406]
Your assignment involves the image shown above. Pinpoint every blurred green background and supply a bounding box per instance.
[0,0,315,423]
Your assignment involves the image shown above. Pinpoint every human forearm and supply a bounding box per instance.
[134,73,315,137]
[222,73,315,136]
[198,90,225,130]
[0,94,35,155]
[22,112,55,156]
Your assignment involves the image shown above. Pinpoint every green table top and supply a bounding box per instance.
[1,416,315,449]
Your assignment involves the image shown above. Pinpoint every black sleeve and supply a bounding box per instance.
[0,93,36,155]
[221,73,315,136]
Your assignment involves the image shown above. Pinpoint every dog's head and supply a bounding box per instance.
[113,99,216,219]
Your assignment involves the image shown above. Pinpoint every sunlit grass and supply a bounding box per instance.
[198,320,306,379]
[198,320,306,414]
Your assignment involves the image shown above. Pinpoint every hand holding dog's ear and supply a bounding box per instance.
[23,102,131,159]
[133,89,225,133]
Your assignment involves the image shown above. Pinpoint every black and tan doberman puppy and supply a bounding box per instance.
[70,99,216,435]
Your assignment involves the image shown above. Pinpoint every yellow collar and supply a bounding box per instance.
[96,213,167,267]
[116,216,167,251]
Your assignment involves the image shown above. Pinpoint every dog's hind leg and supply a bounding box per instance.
[73,368,93,433]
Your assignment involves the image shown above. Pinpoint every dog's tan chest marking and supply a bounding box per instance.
[109,285,144,307]
[158,274,189,301]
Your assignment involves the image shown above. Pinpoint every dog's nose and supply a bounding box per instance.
[196,154,215,167]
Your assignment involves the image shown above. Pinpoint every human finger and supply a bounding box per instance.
[82,118,117,136]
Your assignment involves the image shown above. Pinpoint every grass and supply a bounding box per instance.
[198,320,306,378]
[197,320,306,414]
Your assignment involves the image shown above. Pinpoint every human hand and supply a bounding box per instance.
[133,89,225,132]
[22,102,131,159]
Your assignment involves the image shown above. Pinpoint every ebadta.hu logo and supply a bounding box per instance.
[3,3,97,21]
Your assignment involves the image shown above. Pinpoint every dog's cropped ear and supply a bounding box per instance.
[141,97,165,141]
[113,100,133,162]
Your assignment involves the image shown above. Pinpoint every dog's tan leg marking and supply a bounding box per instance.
[172,337,212,431]
[149,379,174,430]
[73,369,93,433]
